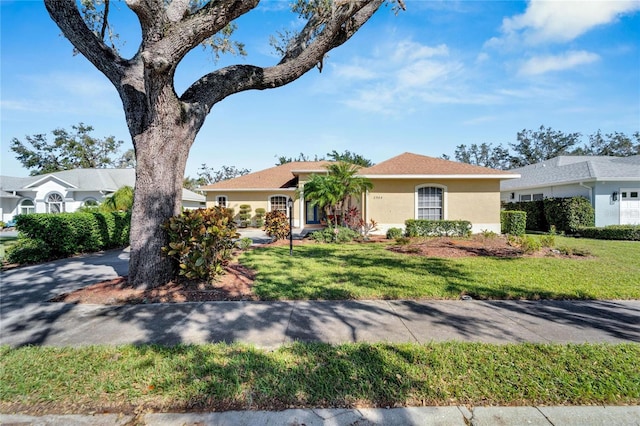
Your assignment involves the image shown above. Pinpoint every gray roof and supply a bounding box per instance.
[0,169,205,202]
[501,156,640,191]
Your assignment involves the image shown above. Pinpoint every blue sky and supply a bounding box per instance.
[2,0,639,178]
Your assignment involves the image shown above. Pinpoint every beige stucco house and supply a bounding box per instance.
[200,153,519,234]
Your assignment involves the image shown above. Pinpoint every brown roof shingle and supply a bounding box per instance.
[360,152,514,176]
[199,161,333,190]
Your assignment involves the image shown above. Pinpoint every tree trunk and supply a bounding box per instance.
[127,119,195,289]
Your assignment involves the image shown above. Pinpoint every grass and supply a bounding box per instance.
[1,342,638,414]
[0,235,18,261]
[241,236,640,300]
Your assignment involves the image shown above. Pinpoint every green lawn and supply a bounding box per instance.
[2,342,638,413]
[0,235,17,261]
[241,236,640,300]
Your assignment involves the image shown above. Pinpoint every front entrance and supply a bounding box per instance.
[305,201,320,224]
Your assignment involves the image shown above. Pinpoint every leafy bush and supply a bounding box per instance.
[501,211,526,236]
[254,208,266,228]
[507,235,541,254]
[238,237,253,250]
[6,238,52,264]
[386,227,403,239]
[238,204,252,228]
[539,234,556,248]
[405,220,472,237]
[543,197,594,234]
[310,226,360,243]
[503,200,547,231]
[264,210,290,241]
[9,211,131,264]
[575,225,640,241]
[162,207,239,281]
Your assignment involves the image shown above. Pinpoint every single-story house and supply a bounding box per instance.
[0,168,205,224]
[500,155,640,226]
[200,152,520,234]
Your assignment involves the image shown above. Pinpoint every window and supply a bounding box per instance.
[83,198,99,207]
[216,196,227,207]
[19,199,35,215]
[46,193,64,213]
[270,196,288,213]
[417,187,443,220]
[532,193,544,201]
[519,194,532,202]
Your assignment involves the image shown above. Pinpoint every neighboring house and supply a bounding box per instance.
[200,153,520,234]
[0,168,205,223]
[500,155,640,226]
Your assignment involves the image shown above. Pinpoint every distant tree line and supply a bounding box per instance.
[275,149,373,167]
[442,126,640,170]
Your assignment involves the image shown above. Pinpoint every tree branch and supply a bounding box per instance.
[44,0,125,86]
[182,0,384,111]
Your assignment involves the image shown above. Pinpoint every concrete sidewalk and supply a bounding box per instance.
[1,247,639,425]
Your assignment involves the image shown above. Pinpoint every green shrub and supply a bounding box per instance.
[254,208,266,228]
[238,204,252,228]
[506,235,541,254]
[503,200,547,231]
[238,237,253,250]
[557,245,592,257]
[395,236,411,245]
[264,211,290,241]
[6,238,52,264]
[386,227,403,239]
[310,226,359,243]
[500,211,526,236]
[0,221,5,229]
[539,234,556,248]
[576,225,640,241]
[543,197,594,234]
[162,207,239,281]
[405,220,472,237]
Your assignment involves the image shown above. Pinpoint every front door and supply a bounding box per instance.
[305,201,320,224]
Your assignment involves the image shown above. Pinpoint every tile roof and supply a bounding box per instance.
[501,155,640,190]
[360,152,517,177]
[199,161,334,190]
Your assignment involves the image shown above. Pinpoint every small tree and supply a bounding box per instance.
[238,204,252,228]
[254,208,266,228]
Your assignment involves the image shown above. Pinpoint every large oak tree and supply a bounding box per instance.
[45,0,401,288]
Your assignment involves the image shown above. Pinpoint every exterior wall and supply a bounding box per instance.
[205,191,299,227]
[500,183,590,203]
[594,181,640,227]
[366,179,503,234]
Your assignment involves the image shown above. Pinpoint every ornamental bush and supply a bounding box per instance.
[386,227,403,239]
[310,226,359,243]
[405,220,472,237]
[543,197,594,234]
[501,211,526,236]
[576,225,640,241]
[8,211,131,264]
[503,200,547,231]
[264,210,290,241]
[162,207,239,281]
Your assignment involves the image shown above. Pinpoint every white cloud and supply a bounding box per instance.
[519,50,600,75]
[499,0,640,45]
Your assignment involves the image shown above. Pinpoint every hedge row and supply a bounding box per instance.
[7,211,130,264]
[575,225,640,241]
[405,220,472,237]
[503,197,594,233]
[501,211,526,236]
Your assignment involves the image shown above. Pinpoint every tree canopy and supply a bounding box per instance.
[276,150,373,167]
[10,123,131,176]
[184,164,251,190]
[443,126,640,170]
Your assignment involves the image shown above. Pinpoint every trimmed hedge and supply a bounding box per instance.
[503,200,547,231]
[7,211,130,264]
[501,211,527,236]
[543,197,594,234]
[575,225,640,241]
[405,220,472,237]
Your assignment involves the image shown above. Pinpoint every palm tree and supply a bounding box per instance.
[100,185,134,212]
[301,162,372,227]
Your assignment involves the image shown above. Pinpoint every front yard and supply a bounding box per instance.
[242,236,640,300]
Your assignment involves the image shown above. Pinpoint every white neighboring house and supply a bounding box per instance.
[500,156,640,226]
[0,168,206,224]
